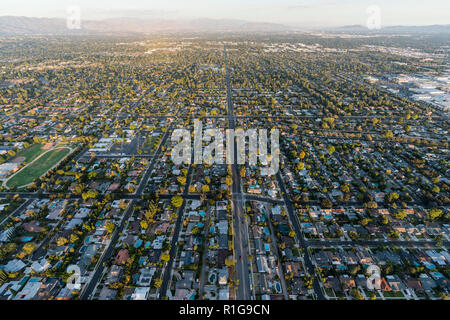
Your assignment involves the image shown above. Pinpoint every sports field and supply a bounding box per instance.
[6,147,71,188]
[13,143,45,163]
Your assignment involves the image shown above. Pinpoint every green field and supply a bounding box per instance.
[13,143,45,163]
[6,147,71,188]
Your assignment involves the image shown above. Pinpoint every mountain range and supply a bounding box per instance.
[0,16,449,35]
[328,24,450,34]
[0,16,293,35]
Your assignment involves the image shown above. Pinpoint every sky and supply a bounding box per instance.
[1,0,449,27]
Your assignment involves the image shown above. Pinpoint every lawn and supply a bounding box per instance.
[13,143,45,163]
[6,147,71,188]
[383,291,404,298]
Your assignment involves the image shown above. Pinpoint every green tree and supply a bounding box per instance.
[428,208,443,220]
[154,279,162,288]
[327,145,335,155]
[171,196,183,208]
[201,184,210,193]
[393,209,407,220]
[161,253,170,263]
[105,221,115,234]
[351,288,364,300]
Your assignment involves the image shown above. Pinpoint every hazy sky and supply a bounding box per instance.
[1,0,449,27]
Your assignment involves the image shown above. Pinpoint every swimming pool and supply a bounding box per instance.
[135,239,143,248]
[139,257,147,266]
[209,272,217,284]
[21,236,33,242]
[274,282,281,293]
[425,263,436,270]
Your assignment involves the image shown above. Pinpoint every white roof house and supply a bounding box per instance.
[218,267,228,286]
[14,278,42,300]
[131,287,150,300]
[4,259,26,273]
[218,288,229,300]
[31,259,51,273]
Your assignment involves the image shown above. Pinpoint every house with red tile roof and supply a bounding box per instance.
[114,249,130,265]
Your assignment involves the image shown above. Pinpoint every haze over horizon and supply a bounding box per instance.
[1,0,449,28]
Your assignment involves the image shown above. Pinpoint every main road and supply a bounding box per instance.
[224,45,252,300]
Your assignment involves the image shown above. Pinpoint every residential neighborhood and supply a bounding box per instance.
[0,22,449,302]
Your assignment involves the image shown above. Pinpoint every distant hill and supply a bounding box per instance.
[0,16,449,35]
[382,25,450,34]
[328,24,450,34]
[0,16,70,35]
[0,16,293,35]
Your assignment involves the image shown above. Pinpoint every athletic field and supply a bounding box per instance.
[6,147,71,188]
